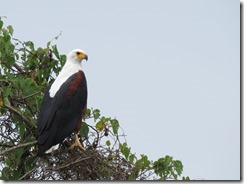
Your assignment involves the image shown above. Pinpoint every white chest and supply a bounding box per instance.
[49,62,82,98]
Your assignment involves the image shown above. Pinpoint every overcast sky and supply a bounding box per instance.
[0,0,240,180]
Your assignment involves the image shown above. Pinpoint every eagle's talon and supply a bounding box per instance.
[69,133,86,152]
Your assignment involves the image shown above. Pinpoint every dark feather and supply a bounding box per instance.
[37,71,87,156]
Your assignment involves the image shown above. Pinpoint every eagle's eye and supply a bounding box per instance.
[76,51,81,55]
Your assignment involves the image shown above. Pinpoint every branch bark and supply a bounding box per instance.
[0,143,14,147]
[19,167,36,180]
[0,140,37,155]
[3,103,34,128]
[22,91,41,100]
[1,89,35,128]
[13,63,25,74]
[47,156,91,171]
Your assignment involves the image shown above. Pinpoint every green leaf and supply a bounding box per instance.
[120,143,130,159]
[12,169,21,180]
[135,160,143,170]
[52,45,60,60]
[19,123,26,138]
[25,41,35,51]
[47,41,51,47]
[25,156,36,170]
[15,53,19,60]
[7,25,14,35]
[183,176,190,180]
[153,158,165,177]
[128,172,136,180]
[80,122,89,138]
[106,140,111,147]
[129,153,135,164]
[96,120,105,131]
[93,109,100,120]
[170,170,177,180]
[2,86,12,96]
[4,34,11,42]
[1,167,11,180]
[5,157,11,166]
[174,160,183,176]
[54,33,61,40]
[85,108,91,118]
[110,119,119,135]
[0,20,3,29]
[14,148,24,159]
[141,154,150,167]
[165,155,173,163]
[60,55,66,67]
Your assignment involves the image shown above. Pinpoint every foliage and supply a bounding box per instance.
[0,18,189,180]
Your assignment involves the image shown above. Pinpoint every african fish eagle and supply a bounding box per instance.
[37,49,88,156]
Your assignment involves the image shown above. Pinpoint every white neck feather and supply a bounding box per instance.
[49,60,82,98]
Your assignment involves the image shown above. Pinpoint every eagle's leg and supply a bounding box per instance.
[69,133,86,152]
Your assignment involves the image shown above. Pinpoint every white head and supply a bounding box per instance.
[67,49,88,63]
[49,49,88,97]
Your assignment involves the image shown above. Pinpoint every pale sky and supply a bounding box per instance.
[0,0,240,180]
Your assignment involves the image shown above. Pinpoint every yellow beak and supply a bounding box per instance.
[77,52,88,61]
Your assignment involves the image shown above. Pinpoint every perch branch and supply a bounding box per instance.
[0,140,37,155]
[48,156,91,171]
[19,167,36,180]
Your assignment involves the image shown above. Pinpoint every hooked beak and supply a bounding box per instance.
[84,54,88,61]
[77,52,88,61]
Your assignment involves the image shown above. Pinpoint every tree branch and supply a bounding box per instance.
[0,140,37,155]
[47,156,91,171]
[0,143,14,147]
[22,91,41,100]
[13,63,25,74]
[19,167,36,180]
[87,124,99,148]
[3,103,34,128]
[1,89,34,128]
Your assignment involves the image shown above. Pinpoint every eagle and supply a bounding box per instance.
[37,49,88,156]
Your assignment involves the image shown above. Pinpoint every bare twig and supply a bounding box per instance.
[19,166,36,180]
[87,124,99,147]
[49,156,91,171]
[22,91,41,100]
[0,140,37,155]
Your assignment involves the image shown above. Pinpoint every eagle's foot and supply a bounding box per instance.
[69,133,86,152]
